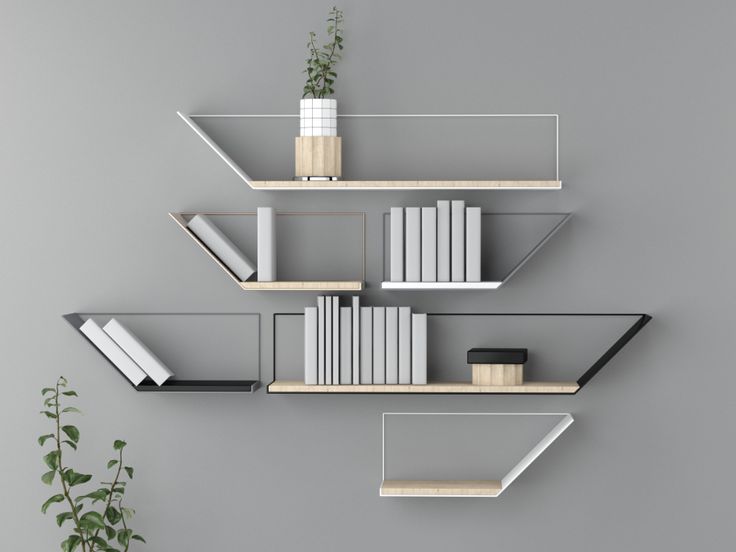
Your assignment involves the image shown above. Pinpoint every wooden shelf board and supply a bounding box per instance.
[249,180,561,190]
[267,380,579,394]
[240,281,363,291]
[382,281,502,290]
[380,480,502,497]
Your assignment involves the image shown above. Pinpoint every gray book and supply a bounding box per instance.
[437,200,451,282]
[466,207,482,282]
[187,215,256,282]
[390,207,404,281]
[257,207,276,281]
[317,296,325,384]
[80,319,147,386]
[373,307,386,384]
[340,306,352,384]
[385,307,399,384]
[411,313,427,385]
[421,207,437,281]
[360,307,373,384]
[304,307,318,385]
[405,207,421,282]
[332,297,340,384]
[352,296,360,384]
[398,306,412,384]
[103,319,174,386]
[325,296,333,385]
[451,200,466,282]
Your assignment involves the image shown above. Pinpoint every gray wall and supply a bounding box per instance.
[2,0,733,549]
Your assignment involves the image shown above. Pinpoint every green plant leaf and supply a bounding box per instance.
[41,494,65,514]
[62,407,81,414]
[41,410,57,419]
[105,525,117,540]
[62,425,80,443]
[62,440,77,450]
[76,488,108,503]
[56,511,74,527]
[124,467,134,479]
[43,450,60,470]
[107,459,118,469]
[105,506,122,524]
[42,387,55,395]
[117,528,133,547]
[44,398,57,407]
[121,506,135,519]
[62,391,78,396]
[61,534,81,552]
[132,534,146,543]
[41,470,56,485]
[38,434,55,446]
[58,376,68,386]
[67,471,93,487]
[113,440,126,451]
[80,510,106,530]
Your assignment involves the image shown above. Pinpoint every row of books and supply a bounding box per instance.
[79,318,174,386]
[186,208,276,281]
[390,200,481,282]
[304,296,427,385]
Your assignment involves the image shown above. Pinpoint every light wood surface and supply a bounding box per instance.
[295,136,342,177]
[268,380,579,393]
[380,480,502,496]
[240,281,363,291]
[250,180,561,190]
[472,363,523,386]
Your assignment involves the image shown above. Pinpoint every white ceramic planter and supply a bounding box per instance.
[300,98,337,137]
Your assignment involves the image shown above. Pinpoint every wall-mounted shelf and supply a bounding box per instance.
[268,381,579,394]
[177,112,561,190]
[170,212,365,292]
[380,480,503,497]
[381,281,503,290]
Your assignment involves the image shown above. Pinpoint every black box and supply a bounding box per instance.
[467,348,528,364]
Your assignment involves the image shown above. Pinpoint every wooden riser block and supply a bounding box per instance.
[295,136,342,177]
[471,363,523,386]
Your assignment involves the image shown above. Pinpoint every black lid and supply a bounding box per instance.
[467,348,528,364]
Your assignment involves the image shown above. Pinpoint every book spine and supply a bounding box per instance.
[352,296,360,384]
[390,207,404,282]
[257,207,276,281]
[360,307,373,384]
[332,296,340,384]
[405,207,421,282]
[372,307,386,384]
[437,200,451,282]
[340,306,352,384]
[421,207,437,281]
[187,215,256,281]
[451,200,466,282]
[466,207,482,282]
[80,319,147,386]
[385,307,399,384]
[398,306,412,384]
[304,307,318,385]
[411,313,427,385]
[317,296,325,384]
[102,319,174,386]
[325,296,333,385]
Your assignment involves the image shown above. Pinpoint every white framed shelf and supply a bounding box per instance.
[381,281,503,290]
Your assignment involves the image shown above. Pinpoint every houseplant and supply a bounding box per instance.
[296,6,344,180]
[39,377,145,552]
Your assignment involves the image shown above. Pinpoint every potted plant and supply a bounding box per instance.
[296,6,344,180]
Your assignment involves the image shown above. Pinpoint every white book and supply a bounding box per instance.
[187,215,256,282]
[325,297,333,385]
[80,319,147,386]
[466,207,482,282]
[373,307,386,384]
[405,207,421,282]
[421,207,437,281]
[385,307,399,384]
[390,207,404,282]
[437,200,451,282]
[317,296,325,384]
[398,307,412,384]
[257,207,276,281]
[360,307,373,384]
[340,307,352,384]
[451,200,466,282]
[352,296,360,384]
[332,297,340,384]
[411,313,427,385]
[103,319,173,386]
[304,307,318,385]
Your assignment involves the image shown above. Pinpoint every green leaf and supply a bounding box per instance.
[105,506,122,524]
[44,398,57,407]
[61,534,81,552]
[44,450,60,470]
[62,407,81,414]
[38,434,55,446]
[42,387,55,395]
[76,488,108,503]
[132,534,146,543]
[41,411,57,419]
[41,494,65,514]
[62,391,78,397]
[41,470,56,485]
[117,528,133,547]
[107,459,119,469]
[56,511,74,527]
[58,376,68,386]
[124,467,134,479]
[62,440,77,451]
[121,507,135,519]
[62,425,80,443]
[80,510,106,530]
[113,440,126,451]
[67,471,92,487]
[105,525,117,540]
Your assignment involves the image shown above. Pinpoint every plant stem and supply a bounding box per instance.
[118,498,130,552]
[88,448,124,551]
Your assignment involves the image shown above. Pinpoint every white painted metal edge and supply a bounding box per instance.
[381,281,503,290]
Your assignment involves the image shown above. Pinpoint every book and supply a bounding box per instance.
[317,296,325,384]
[373,307,386,384]
[304,307,318,384]
[437,200,451,282]
[385,307,399,384]
[352,296,360,384]
[80,319,147,385]
[325,296,333,385]
[257,207,276,281]
[390,207,404,281]
[421,207,437,281]
[405,207,421,282]
[332,296,340,384]
[340,306,352,384]
[103,319,173,386]
[187,215,256,282]
[451,200,466,282]
[466,207,481,282]
[360,307,373,384]
[411,313,427,385]
[398,306,412,384]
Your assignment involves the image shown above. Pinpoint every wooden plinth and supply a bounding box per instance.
[471,364,523,386]
[295,136,342,177]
